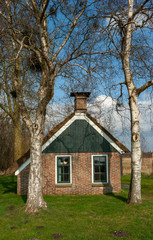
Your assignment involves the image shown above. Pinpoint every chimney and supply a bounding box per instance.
[70,92,90,113]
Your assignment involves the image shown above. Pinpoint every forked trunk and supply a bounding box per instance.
[26,130,47,213]
[128,95,142,204]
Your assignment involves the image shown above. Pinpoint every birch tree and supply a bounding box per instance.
[95,0,153,204]
[0,0,96,212]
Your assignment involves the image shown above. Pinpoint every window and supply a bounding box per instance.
[92,155,108,183]
[56,156,72,184]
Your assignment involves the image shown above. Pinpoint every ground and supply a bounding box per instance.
[0,174,153,240]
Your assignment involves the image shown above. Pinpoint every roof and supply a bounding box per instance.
[15,112,129,175]
[86,113,129,153]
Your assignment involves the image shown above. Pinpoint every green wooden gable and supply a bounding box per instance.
[43,120,118,153]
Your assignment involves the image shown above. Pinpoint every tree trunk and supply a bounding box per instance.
[128,94,142,204]
[26,127,47,213]
[13,118,22,162]
[121,0,142,205]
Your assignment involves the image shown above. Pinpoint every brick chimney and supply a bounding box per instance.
[70,92,90,113]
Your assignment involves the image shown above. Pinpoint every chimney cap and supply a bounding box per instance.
[70,92,91,98]
[70,92,90,113]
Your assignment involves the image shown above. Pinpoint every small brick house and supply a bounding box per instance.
[15,92,129,195]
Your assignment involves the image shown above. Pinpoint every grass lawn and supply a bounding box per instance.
[0,174,153,240]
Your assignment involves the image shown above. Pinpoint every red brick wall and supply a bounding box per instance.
[17,152,121,195]
[17,164,30,195]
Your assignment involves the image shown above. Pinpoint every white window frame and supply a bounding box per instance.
[92,155,109,184]
[55,155,72,184]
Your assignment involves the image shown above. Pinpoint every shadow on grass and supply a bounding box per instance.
[21,195,27,203]
[0,175,27,203]
[0,175,17,194]
[106,193,128,203]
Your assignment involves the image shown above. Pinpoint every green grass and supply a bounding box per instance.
[121,174,153,203]
[0,175,153,240]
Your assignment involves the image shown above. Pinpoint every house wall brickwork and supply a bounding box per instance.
[17,164,30,195]
[121,153,153,175]
[17,152,121,195]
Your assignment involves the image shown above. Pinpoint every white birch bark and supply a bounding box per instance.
[123,0,142,204]
[26,121,47,212]
[128,93,142,204]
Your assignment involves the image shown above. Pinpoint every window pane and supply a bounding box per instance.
[63,174,70,182]
[57,156,70,183]
[64,166,69,174]
[93,156,107,183]
[101,173,106,181]
[63,158,69,165]
[57,158,63,165]
[94,166,100,173]
[94,156,106,165]
[94,174,101,181]
[57,157,70,166]
[58,174,62,182]
[99,156,106,163]
[58,166,64,174]
[58,167,61,174]
[100,165,106,173]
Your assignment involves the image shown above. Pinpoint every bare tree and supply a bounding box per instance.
[94,0,153,204]
[0,0,98,212]
[0,54,23,162]
[0,113,14,171]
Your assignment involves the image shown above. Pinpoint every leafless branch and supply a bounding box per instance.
[132,0,150,20]
[25,0,33,11]
[51,0,87,62]
[40,0,50,22]
[137,80,153,95]
[67,63,91,74]
[0,103,12,118]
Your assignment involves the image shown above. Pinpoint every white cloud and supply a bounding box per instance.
[88,95,130,132]
[88,95,153,152]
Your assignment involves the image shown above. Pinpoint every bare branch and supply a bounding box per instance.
[67,63,91,74]
[51,0,87,62]
[0,10,9,21]
[137,80,153,95]
[40,0,50,22]
[0,103,12,118]
[132,0,150,20]
[105,27,121,55]
[29,0,38,14]
[112,81,126,88]
[13,38,24,60]
[25,0,33,11]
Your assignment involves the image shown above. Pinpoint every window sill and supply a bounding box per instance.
[55,184,72,188]
[92,183,109,187]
